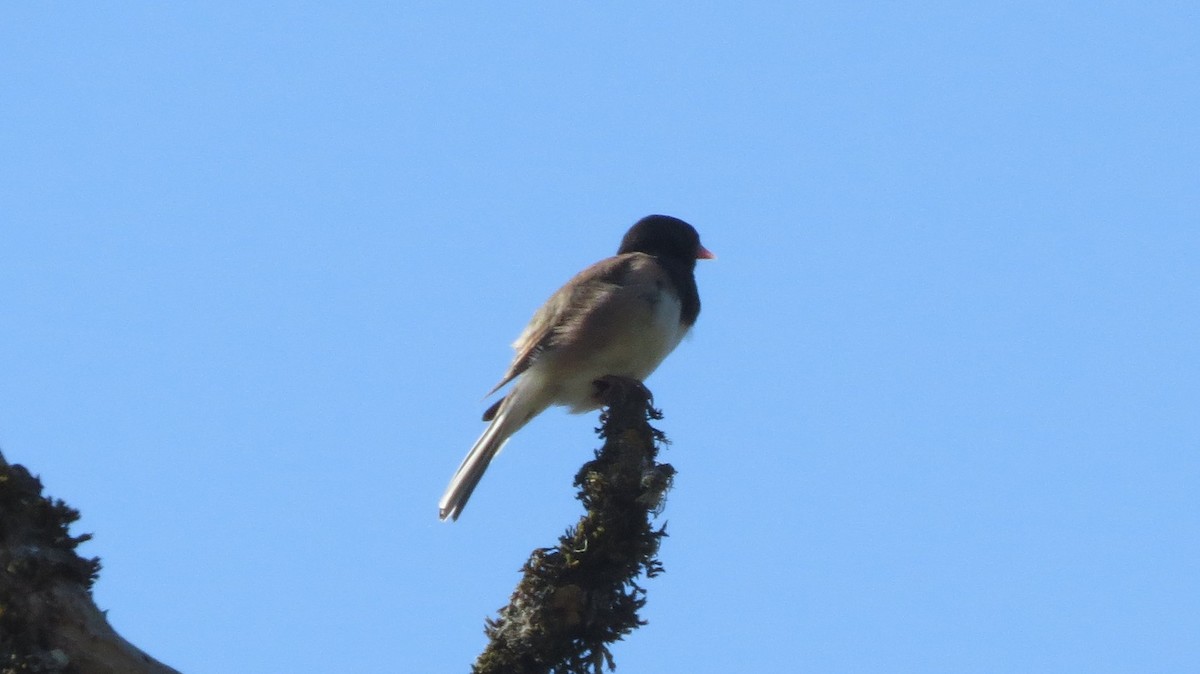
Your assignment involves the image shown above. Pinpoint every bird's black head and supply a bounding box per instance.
[618,214,715,263]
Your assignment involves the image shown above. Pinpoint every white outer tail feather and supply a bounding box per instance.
[438,377,551,521]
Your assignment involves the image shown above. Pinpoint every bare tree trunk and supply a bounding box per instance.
[473,376,677,674]
[0,450,180,674]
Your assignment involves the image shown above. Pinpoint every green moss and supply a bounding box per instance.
[473,377,677,674]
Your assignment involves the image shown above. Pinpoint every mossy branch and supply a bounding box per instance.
[472,376,676,674]
[0,450,180,674]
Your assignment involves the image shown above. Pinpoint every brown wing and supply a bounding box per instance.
[483,254,641,398]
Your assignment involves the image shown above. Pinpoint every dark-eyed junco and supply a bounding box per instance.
[438,215,714,521]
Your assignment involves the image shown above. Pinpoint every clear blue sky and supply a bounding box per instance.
[3,4,1197,672]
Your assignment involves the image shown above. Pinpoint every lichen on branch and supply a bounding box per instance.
[473,376,677,674]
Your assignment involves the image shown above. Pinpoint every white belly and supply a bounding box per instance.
[556,291,688,413]
[623,291,687,379]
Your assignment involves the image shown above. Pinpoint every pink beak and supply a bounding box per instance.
[696,245,716,260]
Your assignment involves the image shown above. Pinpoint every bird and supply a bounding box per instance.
[438,214,714,521]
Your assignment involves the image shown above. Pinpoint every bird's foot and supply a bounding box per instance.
[592,375,654,407]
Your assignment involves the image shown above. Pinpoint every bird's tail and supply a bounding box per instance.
[438,386,544,521]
